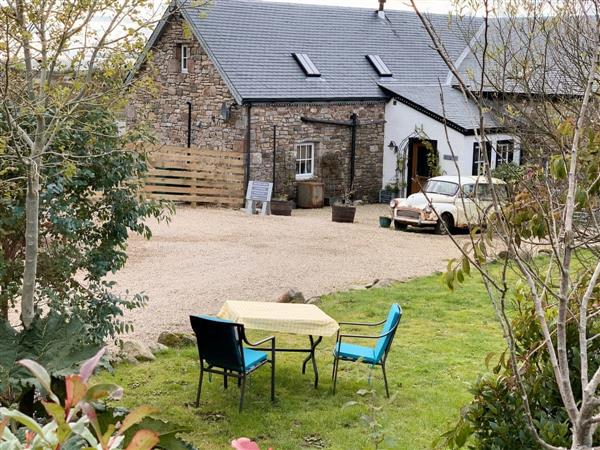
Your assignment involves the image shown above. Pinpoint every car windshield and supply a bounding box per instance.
[423,180,458,196]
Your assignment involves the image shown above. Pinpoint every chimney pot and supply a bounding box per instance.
[378,0,386,11]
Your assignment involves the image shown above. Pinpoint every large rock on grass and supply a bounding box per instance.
[277,288,306,304]
[158,331,196,348]
[148,342,169,354]
[121,340,155,362]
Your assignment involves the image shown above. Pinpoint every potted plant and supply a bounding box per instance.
[332,187,356,223]
[271,175,293,216]
[271,194,293,216]
[379,215,392,228]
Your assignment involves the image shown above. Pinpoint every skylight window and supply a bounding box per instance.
[292,53,321,77]
[366,55,392,77]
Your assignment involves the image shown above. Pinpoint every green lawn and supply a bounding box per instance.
[97,268,505,449]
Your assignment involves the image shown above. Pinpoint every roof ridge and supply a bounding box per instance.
[187,0,455,18]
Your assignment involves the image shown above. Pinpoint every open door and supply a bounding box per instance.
[407,139,437,196]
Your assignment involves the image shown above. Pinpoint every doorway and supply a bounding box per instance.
[407,139,437,196]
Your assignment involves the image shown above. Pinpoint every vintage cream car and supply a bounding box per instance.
[389,175,508,234]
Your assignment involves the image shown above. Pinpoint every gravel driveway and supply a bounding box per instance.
[111,204,461,343]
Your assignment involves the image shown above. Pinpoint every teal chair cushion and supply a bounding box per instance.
[192,314,232,323]
[334,342,378,364]
[243,348,268,371]
[373,304,402,362]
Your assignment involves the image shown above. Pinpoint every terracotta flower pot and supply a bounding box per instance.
[271,200,293,216]
[332,205,356,223]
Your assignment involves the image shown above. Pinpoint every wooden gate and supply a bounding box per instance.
[144,145,245,207]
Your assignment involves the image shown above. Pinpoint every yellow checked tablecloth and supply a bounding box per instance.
[217,301,339,337]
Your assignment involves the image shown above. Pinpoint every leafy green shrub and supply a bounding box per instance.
[0,349,195,449]
[438,284,600,449]
[491,163,525,184]
[0,108,171,406]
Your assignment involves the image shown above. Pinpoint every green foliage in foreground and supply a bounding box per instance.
[0,349,196,450]
[97,268,506,450]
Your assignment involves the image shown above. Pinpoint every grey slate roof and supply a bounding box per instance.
[171,0,481,103]
[378,83,499,133]
[452,17,590,96]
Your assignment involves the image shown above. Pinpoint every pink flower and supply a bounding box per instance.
[231,437,272,450]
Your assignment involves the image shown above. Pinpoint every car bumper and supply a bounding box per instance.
[393,207,438,226]
[394,217,438,226]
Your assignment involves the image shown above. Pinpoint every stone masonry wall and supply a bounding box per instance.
[127,14,385,202]
[126,14,246,152]
[250,102,385,202]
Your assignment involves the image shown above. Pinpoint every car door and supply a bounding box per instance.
[475,183,494,224]
[455,184,477,227]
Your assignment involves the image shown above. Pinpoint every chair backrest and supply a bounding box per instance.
[246,181,273,202]
[189,315,246,372]
[373,304,402,363]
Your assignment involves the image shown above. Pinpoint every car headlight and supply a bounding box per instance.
[423,206,432,214]
[389,199,397,208]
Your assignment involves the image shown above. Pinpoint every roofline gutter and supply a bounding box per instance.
[241,96,387,105]
[380,86,505,136]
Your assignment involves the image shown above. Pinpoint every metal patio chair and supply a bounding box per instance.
[189,315,275,412]
[331,303,402,398]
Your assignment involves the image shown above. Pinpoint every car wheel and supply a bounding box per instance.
[434,213,454,235]
[394,221,408,231]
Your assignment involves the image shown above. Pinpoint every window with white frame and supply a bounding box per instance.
[181,45,190,73]
[472,142,492,175]
[495,140,514,166]
[295,143,314,179]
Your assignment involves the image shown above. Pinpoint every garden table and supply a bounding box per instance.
[217,301,339,388]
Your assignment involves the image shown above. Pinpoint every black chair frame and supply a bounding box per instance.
[193,320,275,412]
[332,317,400,398]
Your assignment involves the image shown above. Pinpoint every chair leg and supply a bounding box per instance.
[224,370,228,390]
[239,376,246,413]
[195,366,204,408]
[382,363,390,399]
[331,357,336,380]
[270,359,276,402]
[332,357,340,395]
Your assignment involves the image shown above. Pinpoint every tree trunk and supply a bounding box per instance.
[21,166,40,329]
[0,295,7,321]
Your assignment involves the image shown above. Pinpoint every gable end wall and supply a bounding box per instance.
[127,14,385,201]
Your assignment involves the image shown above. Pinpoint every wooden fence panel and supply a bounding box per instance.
[144,146,245,208]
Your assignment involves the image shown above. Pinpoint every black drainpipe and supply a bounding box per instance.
[244,103,252,194]
[349,112,358,190]
[186,101,192,148]
[272,125,277,192]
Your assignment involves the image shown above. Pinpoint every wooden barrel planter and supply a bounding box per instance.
[332,205,356,223]
[271,200,293,216]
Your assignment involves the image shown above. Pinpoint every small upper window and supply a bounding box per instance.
[295,143,315,179]
[181,44,190,73]
[292,53,321,77]
[366,55,392,77]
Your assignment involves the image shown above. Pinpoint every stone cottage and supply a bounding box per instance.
[127,0,522,202]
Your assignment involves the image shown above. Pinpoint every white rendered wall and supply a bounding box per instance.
[383,100,520,192]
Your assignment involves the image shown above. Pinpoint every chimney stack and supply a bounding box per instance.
[378,0,386,18]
